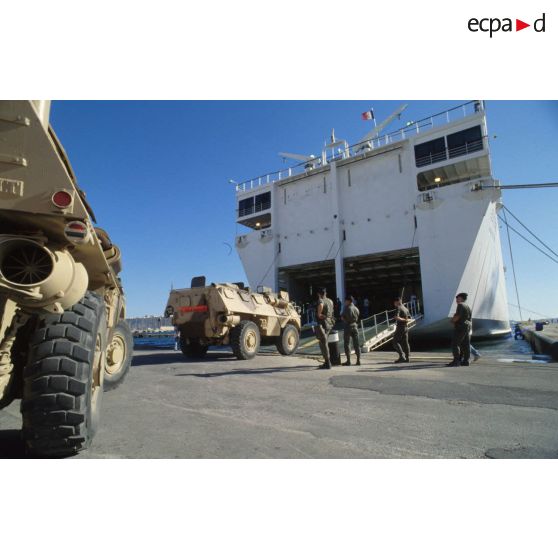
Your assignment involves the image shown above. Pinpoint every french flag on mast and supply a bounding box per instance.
[361,109,374,121]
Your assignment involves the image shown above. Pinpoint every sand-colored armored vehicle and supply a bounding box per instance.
[165,277,301,359]
[0,101,133,457]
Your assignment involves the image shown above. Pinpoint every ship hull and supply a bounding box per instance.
[411,318,511,342]
[234,103,510,341]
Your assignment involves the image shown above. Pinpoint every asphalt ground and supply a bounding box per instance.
[1,349,558,458]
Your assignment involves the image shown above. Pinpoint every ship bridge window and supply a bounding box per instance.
[447,125,483,159]
[237,191,272,230]
[238,192,271,218]
[414,137,447,167]
[238,197,254,217]
[255,192,271,212]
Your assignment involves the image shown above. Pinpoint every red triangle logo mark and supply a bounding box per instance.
[516,19,530,31]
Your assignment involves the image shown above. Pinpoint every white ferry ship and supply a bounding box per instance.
[234,101,510,339]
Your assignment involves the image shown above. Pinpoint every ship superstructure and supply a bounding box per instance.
[234,101,510,338]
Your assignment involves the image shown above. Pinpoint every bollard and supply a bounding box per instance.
[328,330,341,366]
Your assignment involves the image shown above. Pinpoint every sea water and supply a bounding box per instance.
[134,333,537,361]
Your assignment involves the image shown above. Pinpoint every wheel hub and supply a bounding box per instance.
[245,331,256,350]
[287,332,296,349]
[106,334,126,375]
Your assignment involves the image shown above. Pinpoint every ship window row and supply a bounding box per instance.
[238,192,271,217]
[414,125,483,168]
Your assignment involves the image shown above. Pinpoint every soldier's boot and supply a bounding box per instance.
[343,356,352,366]
[355,355,361,366]
[394,355,406,363]
[404,354,410,363]
[319,360,332,370]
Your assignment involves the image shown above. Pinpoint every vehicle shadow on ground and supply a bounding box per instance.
[132,352,237,366]
[132,351,297,367]
[0,429,26,458]
[369,363,449,373]
[176,365,315,379]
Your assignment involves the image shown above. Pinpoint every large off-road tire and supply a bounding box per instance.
[230,320,260,360]
[21,291,107,457]
[0,312,36,410]
[181,338,209,358]
[276,324,300,356]
[104,320,133,391]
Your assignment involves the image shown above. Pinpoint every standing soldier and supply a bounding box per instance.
[341,296,361,366]
[392,296,411,363]
[447,292,472,367]
[315,287,335,369]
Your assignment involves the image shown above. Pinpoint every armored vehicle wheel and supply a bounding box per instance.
[276,324,299,356]
[104,320,133,391]
[21,291,106,457]
[181,338,209,358]
[230,320,260,360]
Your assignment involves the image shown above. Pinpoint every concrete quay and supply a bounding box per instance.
[522,324,558,361]
[1,348,557,458]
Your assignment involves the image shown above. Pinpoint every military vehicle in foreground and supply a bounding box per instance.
[165,277,301,359]
[0,101,133,457]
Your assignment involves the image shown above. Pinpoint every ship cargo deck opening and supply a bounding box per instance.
[343,248,421,312]
[278,247,422,312]
[278,260,336,302]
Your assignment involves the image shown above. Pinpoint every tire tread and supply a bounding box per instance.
[275,324,300,356]
[22,291,103,457]
[230,320,260,360]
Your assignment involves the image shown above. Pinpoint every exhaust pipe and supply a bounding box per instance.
[0,237,88,313]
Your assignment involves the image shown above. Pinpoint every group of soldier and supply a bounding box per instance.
[314,287,475,369]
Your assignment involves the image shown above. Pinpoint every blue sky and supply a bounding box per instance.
[50,101,558,320]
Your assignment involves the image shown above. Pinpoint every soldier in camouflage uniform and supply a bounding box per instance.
[341,296,361,366]
[447,292,472,367]
[392,296,411,363]
[315,287,335,369]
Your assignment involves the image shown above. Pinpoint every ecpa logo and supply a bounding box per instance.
[468,13,546,37]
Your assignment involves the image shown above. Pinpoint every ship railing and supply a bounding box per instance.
[235,101,483,193]
[415,137,485,168]
[293,300,422,356]
[358,300,422,352]
[236,167,300,193]
[237,200,272,218]
[415,150,448,168]
[447,138,484,159]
